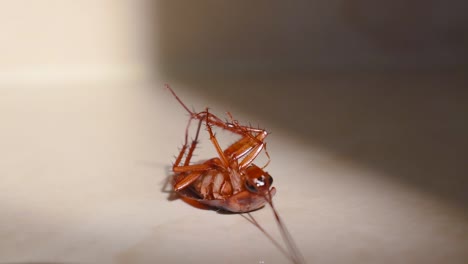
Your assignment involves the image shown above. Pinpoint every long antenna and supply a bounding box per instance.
[265,191,306,264]
[165,84,194,115]
[240,213,295,263]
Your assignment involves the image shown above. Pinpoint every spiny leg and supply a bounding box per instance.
[172,112,229,193]
[172,118,203,170]
[194,110,268,145]
[261,142,271,169]
[167,85,270,176]
[166,83,204,155]
[166,84,267,144]
[201,110,271,166]
[238,141,266,170]
[172,120,205,191]
[223,130,268,161]
[173,158,224,192]
[204,109,230,168]
[172,143,188,174]
[226,123,271,170]
[204,111,271,170]
[172,117,205,191]
[184,118,203,166]
[174,170,204,192]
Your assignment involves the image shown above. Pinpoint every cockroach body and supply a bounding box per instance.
[166,85,304,264]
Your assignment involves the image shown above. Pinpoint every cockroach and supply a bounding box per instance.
[166,84,305,264]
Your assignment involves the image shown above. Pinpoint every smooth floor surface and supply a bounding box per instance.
[1,74,467,264]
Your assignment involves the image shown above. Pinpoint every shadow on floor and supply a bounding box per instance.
[159,72,468,211]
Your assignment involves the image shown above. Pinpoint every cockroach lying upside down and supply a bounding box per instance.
[166,85,304,264]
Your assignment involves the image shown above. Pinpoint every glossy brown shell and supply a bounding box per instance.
[175,182,276,213]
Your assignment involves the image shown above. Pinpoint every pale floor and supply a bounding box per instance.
[1,73,467,264]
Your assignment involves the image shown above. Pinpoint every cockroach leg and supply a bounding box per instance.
[172,117,206,192]
[204,109,230,168]
[172,118,203,170]
[261,142,271,169]
[172,144,188,172]
[165,84,194,116]
[183,118,203,166]
[173,170,204,192]
[167,85,304,264]
[173,163,211,173]
[223,129,267,159]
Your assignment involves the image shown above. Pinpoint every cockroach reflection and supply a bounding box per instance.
[166,84,304,264]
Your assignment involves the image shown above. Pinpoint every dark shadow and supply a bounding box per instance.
[0,262,80,264]
[135,160,180,201]
[160,164,179,201]
[161,164,212,210]
[159,73,468,211]
[154,2,468,211]
[215,205,265,215]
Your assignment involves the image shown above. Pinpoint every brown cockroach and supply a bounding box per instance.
[166,84,304,264]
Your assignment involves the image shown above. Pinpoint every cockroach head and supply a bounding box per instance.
[244,165,274,194]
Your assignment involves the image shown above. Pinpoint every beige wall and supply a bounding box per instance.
[0,0,153,86]
[1,1,466,84]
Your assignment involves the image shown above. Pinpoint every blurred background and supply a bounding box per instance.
[158,0,468,75]
[1,1,467,264]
